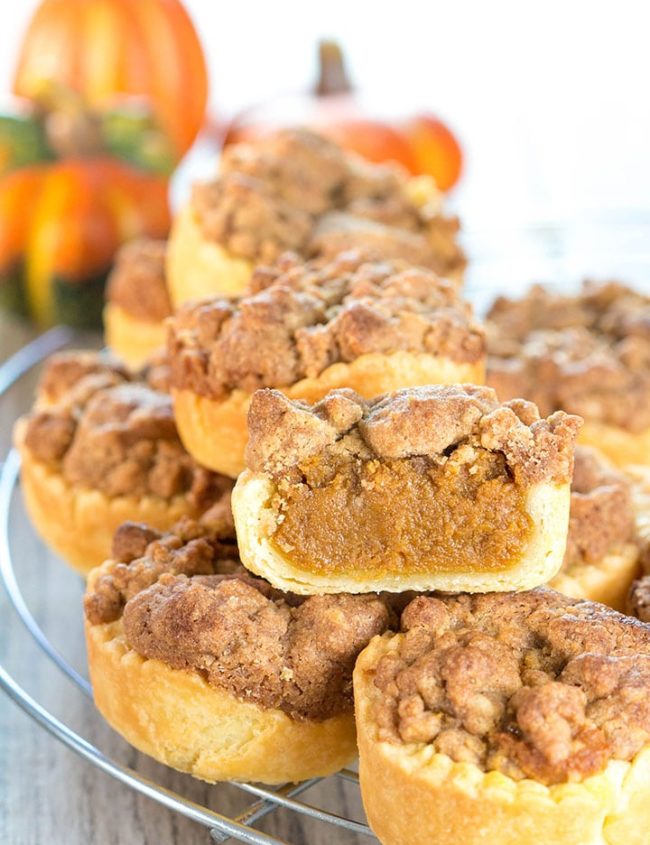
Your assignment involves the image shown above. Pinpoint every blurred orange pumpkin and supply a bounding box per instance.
[0,157,170,328]
[13,0,208,159]
[224,42,463,192]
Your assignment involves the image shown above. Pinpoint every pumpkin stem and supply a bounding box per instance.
[315,40,353,97]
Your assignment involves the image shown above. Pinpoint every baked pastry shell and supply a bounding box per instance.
[16,422,204,575]
[354,632,650,845]
[166,205,253,307]
[84,564,357,784]
[172,350,486,478]
[103,302,167,370]
[232,470,570,595]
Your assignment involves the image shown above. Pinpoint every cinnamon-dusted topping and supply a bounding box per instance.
[168,251,484,399]
[372,589,650,785]
[487,281,650,432]
[246,385,581,487]
[84,499,238,625]
[106,239,172,323]
[21,356,232,504]
[123,577,392,721]
[36,350,129,405]
[191,128,466,278]
[310,212,452,276]
[563,446,635,568]
[221,129,351,216]
[35,350,168,404]
[191,173,313,264]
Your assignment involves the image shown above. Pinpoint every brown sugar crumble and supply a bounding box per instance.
[106,238,172,323]
[563,446,636,570]
[244,386,581,580]
[246,385,580,485]
[190,128,466,278]
[123,580,392,721]
[371,589,650,785]
[167,250,485,399]
[36,350,129,406]
[20,353,230,504]
[85,508,393,722]
[84,498,239,625]
[487,281,650,432]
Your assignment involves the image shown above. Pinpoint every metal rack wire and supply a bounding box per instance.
[0,329,376,845]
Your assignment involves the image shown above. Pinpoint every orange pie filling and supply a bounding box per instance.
[234,385,581,593]
[268,447,533,579]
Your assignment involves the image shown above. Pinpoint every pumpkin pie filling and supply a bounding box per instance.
[235,384,581,590]
[270,450,532,579]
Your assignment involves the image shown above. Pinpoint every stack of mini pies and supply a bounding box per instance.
[14,129,650,845]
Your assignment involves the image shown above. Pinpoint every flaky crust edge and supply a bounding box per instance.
[84,563,357,784]
[232,471,570,595]
[166,205,253,307]
[354,633,650,845]
[103,302,167,370]
[172,351,486,479]
[16,423,203,575]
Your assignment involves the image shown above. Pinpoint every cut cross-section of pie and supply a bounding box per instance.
[232,384,582,594]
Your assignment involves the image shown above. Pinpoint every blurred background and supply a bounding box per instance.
[3,0,650,225]
[1,0,649,329]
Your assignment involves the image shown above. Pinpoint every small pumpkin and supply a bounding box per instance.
[223,41,463,192]
[0,157,170,328]
[13,0,208,160]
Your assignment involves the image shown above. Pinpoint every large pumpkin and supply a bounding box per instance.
[0,157,170,328]
[13,0,207,158]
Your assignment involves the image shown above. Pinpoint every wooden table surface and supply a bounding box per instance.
[0,316,368,845]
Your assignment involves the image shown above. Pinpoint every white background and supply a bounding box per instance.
[2,0,650,229]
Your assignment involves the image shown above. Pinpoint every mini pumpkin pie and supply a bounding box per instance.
[168,250,485,477]
[84,508,392,784]
[14,352,231,575]
[354,589,650,845]
[166,128,466,306]
[487,280,650,468]
[104,239,173,368]
[232,384,581,594]
[550,446,641,610]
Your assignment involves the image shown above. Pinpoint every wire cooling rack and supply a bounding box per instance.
[0,328,375,845]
